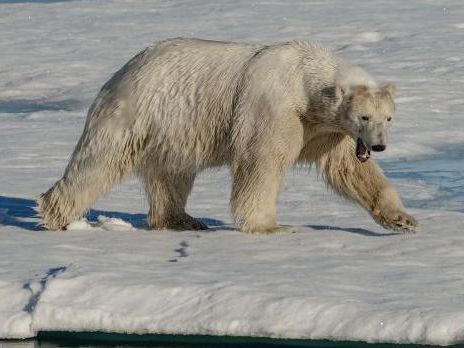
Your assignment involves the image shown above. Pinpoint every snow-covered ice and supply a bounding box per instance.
[1,0,464,345]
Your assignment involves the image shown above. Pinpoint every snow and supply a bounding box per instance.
[1,0,464,346]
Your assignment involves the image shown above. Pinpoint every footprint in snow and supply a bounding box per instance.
[168,240,189,262]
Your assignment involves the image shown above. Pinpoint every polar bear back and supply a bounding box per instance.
[91,38,260,171]
[85,38,374,172]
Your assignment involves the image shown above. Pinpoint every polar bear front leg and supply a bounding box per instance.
[371,187,418,233]
[317,135,418,233]
[230,119,304,233]
[231,159,284,233]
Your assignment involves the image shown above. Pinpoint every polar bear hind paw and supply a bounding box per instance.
[150,213,208,231]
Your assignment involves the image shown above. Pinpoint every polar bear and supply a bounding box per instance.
[39,38,418,233]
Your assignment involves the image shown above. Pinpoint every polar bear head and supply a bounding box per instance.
[332,82,396,162]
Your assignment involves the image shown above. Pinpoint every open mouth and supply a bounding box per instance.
[356,138,370,162]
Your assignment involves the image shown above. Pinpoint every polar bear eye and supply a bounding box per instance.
[387,117,392,122]
[361,115,370,121]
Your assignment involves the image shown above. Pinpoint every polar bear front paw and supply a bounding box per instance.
[374,209,418,233]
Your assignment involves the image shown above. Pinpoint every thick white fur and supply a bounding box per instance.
[335,58,378,89]
[38,38,417,233]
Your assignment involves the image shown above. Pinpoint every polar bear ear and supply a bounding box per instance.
[383,82,396,97]
[322,84,346,108]
[334,84,348,108]
[334,84,347,102]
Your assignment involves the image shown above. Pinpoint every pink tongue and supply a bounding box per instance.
[356,138,370,162]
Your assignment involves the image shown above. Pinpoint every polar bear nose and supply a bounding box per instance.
[372,145,386,152]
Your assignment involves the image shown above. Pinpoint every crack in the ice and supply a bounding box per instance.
[22,266,67,313]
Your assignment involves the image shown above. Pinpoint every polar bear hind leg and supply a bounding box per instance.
[140,166,207,230]
[38,129,142,230]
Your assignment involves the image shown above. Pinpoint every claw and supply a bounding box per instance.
[374,210,418,234]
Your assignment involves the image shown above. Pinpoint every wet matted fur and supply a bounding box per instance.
[39,38,417,233]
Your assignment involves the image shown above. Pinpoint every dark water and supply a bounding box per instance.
[2,332,464,348]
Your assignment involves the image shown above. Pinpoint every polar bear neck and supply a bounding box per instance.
[335,58,378,90]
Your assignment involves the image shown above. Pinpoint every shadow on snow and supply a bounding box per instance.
[0,195,393,236]
[307,224,398,237]
[0,98,83,114]
[0,195,225,231]
[1,0,73,4]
